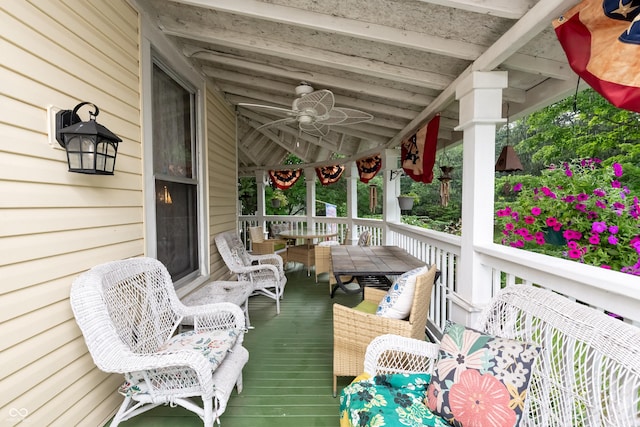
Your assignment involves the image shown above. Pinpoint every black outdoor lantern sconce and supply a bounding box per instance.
[55,102,122,175]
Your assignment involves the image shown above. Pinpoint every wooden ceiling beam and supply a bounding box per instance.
[171,0,483,60]
[196,55,435,106]
[175,1,569,79]
[160,18,454,89]
[415,0,536,19]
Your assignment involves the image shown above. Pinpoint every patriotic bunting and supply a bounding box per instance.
[268,169,302,190]
[554,0,640,112]
[315,164,345,186]
[401,114,440,183]
[356,154,382,183]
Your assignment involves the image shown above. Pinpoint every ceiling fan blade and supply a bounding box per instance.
[237,103,297,117]
[256,117,297,132]
[299,121,330,137]
[330,107,374,125]
[316,108,348,125]
[294,89,334,117]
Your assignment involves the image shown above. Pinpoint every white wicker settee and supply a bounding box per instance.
[341,285,640,426]
[70,257,249,426]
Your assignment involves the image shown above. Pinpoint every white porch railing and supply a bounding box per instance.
[238,216,640,337]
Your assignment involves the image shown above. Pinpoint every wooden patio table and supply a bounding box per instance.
[330,245,426,297]
[279,228,338,276]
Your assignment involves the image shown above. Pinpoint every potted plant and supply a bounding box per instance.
[495,158,640,275]
[270,189,288,209]
[398,192,419,210]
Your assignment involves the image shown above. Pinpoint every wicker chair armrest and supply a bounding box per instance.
[176,302,246,331]
[333,303,414,347]
[228,262,279,278]
[363,287,387,303]
[242,262,280,277]
[251,254,284,270]
[363,334,439,376]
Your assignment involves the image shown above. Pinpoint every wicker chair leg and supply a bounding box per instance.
[236,372,244,394]
[333,375,337,398]
[110,396,133,426]
[203,399,214,427]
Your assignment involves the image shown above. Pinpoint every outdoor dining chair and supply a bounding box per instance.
[332,264,437,396]
[248,226,288,261]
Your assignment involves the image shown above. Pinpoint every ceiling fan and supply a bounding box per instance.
[238,82,374,137]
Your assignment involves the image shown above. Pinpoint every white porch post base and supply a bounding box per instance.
[454,71,507,327]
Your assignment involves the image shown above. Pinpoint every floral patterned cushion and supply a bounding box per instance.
[376,266,428,319]
[118,329,240,397]
[426,323,540,427]
[339,373,449,427]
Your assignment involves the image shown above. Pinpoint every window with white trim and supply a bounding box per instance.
[152,61,199,281]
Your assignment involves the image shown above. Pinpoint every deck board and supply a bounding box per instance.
[114,264,360,426]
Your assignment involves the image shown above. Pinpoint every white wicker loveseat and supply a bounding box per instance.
[70,257,249,426]
[341,285,640,426]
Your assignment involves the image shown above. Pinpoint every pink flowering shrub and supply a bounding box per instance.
[495,158,640,275]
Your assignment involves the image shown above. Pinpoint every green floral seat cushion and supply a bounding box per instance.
[118,329,240,397]
[340,373,449,427]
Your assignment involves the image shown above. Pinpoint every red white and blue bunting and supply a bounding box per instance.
[554,0,640,112]
[401,114,440,183]
[268,169,302,190]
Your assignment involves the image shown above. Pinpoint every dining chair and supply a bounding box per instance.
[249,226,288,262]
[314,240,340,283]
[332,264,437,396]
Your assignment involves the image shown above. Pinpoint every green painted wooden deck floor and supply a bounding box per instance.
[115,264,361,426]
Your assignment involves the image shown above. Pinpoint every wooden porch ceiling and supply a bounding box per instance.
[136,0,580,174]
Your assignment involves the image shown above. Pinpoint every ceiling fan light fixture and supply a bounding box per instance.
[238,82,374,138]
[298,114,313,124]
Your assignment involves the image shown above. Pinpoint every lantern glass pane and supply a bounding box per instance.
[105,157,115,173]
[68,152,82,170]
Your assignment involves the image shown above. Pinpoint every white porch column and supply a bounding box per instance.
[255,170,267,227]
[454,71,507,327]
[304,167,316,230]
[345,162,358,245]
[383,149,401,244]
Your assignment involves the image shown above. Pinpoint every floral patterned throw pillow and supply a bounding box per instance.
[426,322,540,427]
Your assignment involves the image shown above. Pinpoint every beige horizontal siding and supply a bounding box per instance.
[0,1,142,426]
[206,83,238,279]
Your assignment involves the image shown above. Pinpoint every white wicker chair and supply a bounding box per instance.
[215,230,287,314]
[359,285,640,426]
[70,257,249,426]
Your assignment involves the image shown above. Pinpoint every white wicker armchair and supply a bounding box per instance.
[215,230,287,314]
[70,257,249,426]
[358,285,640,426]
